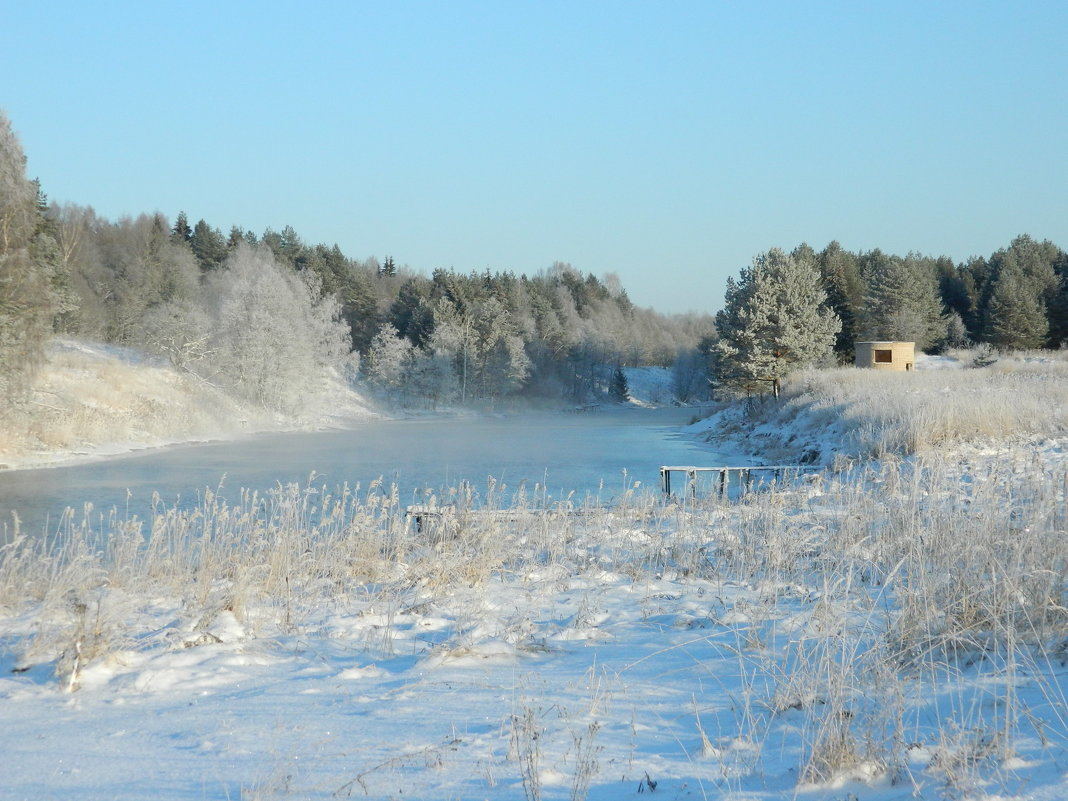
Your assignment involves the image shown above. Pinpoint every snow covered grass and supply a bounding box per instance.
[3,444,1068,799]
[0,338,377,469]
[4,350,1068,798]
[691,348,1068,467]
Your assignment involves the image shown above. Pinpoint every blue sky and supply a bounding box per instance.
[3,1,1066,314]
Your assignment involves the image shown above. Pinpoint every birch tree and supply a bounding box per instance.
[205,243,351,411]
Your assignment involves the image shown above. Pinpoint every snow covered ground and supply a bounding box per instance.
[0,339,379,471]
[622,366,679,407]
[686,350,1068,469]
[3,349,1068,800]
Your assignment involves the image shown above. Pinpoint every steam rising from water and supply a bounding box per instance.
[1,408,723,539]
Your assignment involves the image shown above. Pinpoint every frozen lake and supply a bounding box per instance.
[0,407,730,538]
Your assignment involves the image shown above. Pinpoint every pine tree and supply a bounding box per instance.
[984,259,1049,349]
[858,251,947,349]
[816,241,863,360]
[981,235,1063,347]
[1050,271,1068,348]
[609,364,629,401]
[714,249,840,393]
[343,275,381,354]
[190,219,227,271]
[389,278,434,347]
[277,225,303,266]
[171,211,192,244]
[227,226,245,250]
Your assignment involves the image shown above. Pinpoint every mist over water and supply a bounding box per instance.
[0,407,731,538]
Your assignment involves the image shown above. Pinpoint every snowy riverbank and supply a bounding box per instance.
[0,341,687,472]
[3,439,1068,799]
[0,339,378,471]
[4,349,1068,800]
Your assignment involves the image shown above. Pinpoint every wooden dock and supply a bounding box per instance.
[660,464,819,497]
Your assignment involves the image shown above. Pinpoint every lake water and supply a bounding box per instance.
[0,407,731,538]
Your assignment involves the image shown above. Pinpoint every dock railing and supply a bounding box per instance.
[660,464,819,498]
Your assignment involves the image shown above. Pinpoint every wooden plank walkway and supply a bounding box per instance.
[660,464,819,497]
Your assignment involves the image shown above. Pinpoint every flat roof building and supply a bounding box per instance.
[855,341,915,371]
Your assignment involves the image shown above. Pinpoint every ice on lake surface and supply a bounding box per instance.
[0,407,729,537]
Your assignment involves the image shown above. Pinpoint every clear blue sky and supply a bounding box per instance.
[3,1,1066,314]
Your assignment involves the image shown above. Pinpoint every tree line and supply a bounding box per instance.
[713,236,1068,395]
[0,111,712,420]
[3,108,1065,420]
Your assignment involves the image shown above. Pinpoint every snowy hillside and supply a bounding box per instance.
[621,365,679,406]
[0,338,377,469]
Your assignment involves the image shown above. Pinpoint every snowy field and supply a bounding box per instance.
[3,350,1068,800]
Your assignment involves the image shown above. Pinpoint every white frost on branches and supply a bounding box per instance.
[715,248,840,388]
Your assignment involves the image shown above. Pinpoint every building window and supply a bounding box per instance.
[874,349,893,364]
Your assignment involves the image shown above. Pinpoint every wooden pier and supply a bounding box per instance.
[660,464,818,498]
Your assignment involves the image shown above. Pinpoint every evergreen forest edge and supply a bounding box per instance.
[3,109,1067,421]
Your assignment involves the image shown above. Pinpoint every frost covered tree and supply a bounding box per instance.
[204,243,351,411]
[60,212,200,344]
[467,297,531,398]
[0,111,65,413]
[940,311,971,350]
[424,296,531,402]
[407,332,460,408]
[139,299,215,373]
[364,323,414,392]
[714,248,840,393]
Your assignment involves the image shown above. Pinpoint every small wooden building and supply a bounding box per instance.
[854,341,915,371]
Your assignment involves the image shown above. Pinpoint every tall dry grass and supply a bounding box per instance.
[737,349,1068,465]
[4,354,1068,792]
[2,450,1066,792]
